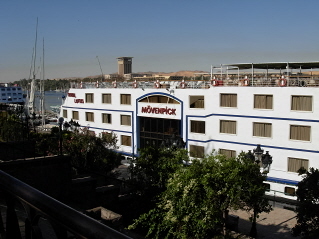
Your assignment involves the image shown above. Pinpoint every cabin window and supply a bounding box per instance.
[121,115,131,126]
[220,94,237,107]
[288,157,309,173]
[121,135,132,146]
[120,94,131,105]
[189,145,205,158]
[290,125,311,141]
[102,113,112,124]
[190,95,204,108]
[190,120,205,134]
[291,96,312,111]
[253,122,272,137]
[63,110,67,118]
[254,95,273,109]
[263,183,270,192]
[85,112,94,122]
[284,187,296,196]
[219,149,236,159]
[220,120,237,134]
[85,93,94,103]
[102,94,111,104]
[72,111,79,120]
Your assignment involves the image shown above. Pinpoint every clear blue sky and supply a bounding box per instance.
[1,0,319,82]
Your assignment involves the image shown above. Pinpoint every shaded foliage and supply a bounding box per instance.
[129,153,271,239]
[293,168,319,238]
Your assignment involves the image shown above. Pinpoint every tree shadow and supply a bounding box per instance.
[234,213,301,238]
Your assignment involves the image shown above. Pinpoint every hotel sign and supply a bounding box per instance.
[141,105,176,115]
[138,103,180,119]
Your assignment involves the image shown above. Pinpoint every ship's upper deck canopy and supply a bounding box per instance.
[221,62,319,70]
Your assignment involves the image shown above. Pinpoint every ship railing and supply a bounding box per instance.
[71,77,319,89]
[0,169,131,239]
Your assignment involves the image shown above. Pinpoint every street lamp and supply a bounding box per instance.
[58,117,64,155]
[248,144,273,238]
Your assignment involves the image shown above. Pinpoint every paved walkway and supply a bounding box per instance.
[230,206,300,238]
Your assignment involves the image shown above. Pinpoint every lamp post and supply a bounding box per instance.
[248,144,273,238]
[58,117,64,155]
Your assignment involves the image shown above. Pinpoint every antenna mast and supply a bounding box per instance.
[96,56,104,81]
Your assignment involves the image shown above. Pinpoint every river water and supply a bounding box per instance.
[35,91,67,115]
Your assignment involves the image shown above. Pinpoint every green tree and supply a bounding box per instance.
[292,168,319,238]
[62,130,120,174]
[129,146,188,197]
[129,153,271,238]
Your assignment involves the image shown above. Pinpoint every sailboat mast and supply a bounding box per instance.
[41,38,45,126]
[28,18,38,116]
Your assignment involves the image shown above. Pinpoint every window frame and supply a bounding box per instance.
[189,95,205,109]
[253,122,272,138]
[102,113,112,124]
[120,114,131,126]
[288,157,309,173]
[85,112,94,122]
[289,125,311,141]
[220,120,237,135]
[120,94,131,105]
[220,93,237,108]
[102,93,112,104]
[85,93,94,103]
[254,94,273,110]
[219,148,236,159]
[121,135,132,146]
[63,109,67,118]
[189,145,205,158]
[190,120,205,134]
[291,95,313,112]
[72,111,79,120]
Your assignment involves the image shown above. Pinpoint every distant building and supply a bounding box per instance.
[117,57,133,75]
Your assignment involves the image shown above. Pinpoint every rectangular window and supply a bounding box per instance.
[220,94,237,107]
[85,93,94,103]
[290,125,311,141]
[190,120,205,134]
[120,94,131,105]
[86,112,94,122]
[63,109,67,118]
[102,93,111,104]
[263,183,270,192]
[288,157,309,172]
[72,111,79,120]
[254,95,273,109]
[190,95,204,108]
[220,120,236,134]
[102,113,112,124]
[284,187,296,196]
[219,149,236,159]
[253,122,272,137]
[121,135,132,146]
[189,145,205,158]
[121,115,131,126]
[291,96,312,111]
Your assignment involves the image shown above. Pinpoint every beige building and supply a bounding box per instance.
[117,57,133,75]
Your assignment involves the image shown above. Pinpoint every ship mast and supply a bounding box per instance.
[27,18,38,116]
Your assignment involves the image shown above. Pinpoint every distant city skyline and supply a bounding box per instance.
[1,0,319,83]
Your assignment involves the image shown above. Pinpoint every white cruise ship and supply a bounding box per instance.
[61,61,319,201]
[0,83,25,104]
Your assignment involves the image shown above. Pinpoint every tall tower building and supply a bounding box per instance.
[117,57,133,75]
